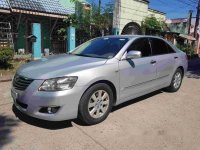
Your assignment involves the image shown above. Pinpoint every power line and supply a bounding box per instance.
[175,0,197,6]
[157,0,196,8]
[113,0,197,18]
[156,0,193,10]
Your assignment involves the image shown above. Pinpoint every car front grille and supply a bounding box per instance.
[13,75,34,91]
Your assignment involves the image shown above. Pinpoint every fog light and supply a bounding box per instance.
[39,106,60,114]
[47,107,59,114]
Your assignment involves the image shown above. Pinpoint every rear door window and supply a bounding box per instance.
[150,38,169,55]
[166,43,175,53]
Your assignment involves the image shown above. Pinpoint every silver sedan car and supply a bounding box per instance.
[11,35,188,125]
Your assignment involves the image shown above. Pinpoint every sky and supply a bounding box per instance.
[149,0,196,19]
[88,0,197,19]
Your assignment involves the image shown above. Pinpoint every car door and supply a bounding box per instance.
[149,38,176,86]
[119,38,157,102]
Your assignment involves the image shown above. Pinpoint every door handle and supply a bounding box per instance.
[174,56,178,59]
[150,60,157,64]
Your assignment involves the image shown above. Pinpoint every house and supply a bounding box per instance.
[166,18,188,34]
[166,17,199,54]
[0,0,76,58]
[0,0,166,58]
[113,0,166,35]
[166,17,199,36]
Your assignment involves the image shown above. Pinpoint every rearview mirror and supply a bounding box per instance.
[124,50,141,60]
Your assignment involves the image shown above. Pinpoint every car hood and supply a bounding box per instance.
[17,54,107,79]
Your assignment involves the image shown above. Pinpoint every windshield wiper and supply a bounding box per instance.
[73,53,106,59]
[73,54,91,57]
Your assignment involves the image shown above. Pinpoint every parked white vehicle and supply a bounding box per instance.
[11,35,188,125]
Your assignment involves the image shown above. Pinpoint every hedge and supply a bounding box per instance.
[0,47,14,69]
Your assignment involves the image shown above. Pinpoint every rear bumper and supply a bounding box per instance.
[11,80,87,121]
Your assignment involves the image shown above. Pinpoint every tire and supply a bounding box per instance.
[165,68,183,92]
[78,83,114,125]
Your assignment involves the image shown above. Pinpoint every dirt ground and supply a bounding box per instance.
[0,58,200,150]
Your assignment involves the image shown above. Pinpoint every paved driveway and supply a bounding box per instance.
[0,59,200,150]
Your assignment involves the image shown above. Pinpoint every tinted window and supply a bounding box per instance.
[150,38,168,55]
[71,37,129,59]
[166,44,175,53]
[127,38,151,57]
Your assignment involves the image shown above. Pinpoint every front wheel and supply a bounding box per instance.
[165,68,183,92]
[78,83,114,125]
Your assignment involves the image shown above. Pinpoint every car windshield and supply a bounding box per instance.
[71,37,129,59]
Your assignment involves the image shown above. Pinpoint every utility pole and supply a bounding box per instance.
[187,10,193,35]
[98,0,101,14]
[112,0,121,35]
[194,0,200,38]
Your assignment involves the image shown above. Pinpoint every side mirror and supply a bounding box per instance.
[123,50,141,60]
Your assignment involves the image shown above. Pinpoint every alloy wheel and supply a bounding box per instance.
[173,72,182,89]
[88,90,110,119]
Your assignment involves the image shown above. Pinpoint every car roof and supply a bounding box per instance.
[103,35,180,55]
[103,35,164,39]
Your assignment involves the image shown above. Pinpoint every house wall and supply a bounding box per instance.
[169,22,187,34]
[16,22,26,51]
[147,9,166,21]
[59,0,87,11]
[119,0,148,33]
[114,0,166,34]
[42,18,51,50]
[59,0,75,10]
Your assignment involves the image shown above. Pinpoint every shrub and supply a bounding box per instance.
[0,47,14,69]
[176,44,195,57]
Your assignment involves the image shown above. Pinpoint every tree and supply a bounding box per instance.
[141,16,163,35]
[58,1,113,45]
[92,3,113,36]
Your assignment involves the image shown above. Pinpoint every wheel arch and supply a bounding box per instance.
[177,66,185,76]
[81,80,118,105]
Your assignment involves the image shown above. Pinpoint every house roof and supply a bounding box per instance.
[141,0,149,3]
[148,8,166,15]
[167,18,188,24]
[0,0,9,9]
[0,0,10,13]
[0,0,75,17]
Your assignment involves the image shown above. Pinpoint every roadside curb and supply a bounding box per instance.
[0,78,12,83]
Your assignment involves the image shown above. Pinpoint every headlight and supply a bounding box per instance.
[39,76,78,91]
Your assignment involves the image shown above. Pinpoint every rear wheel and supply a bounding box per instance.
[78,83,113,125]
[165,68,183,92]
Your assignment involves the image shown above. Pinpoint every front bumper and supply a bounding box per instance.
[11,80,86,121]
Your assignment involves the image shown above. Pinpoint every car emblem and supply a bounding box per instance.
[15,76,20,82]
